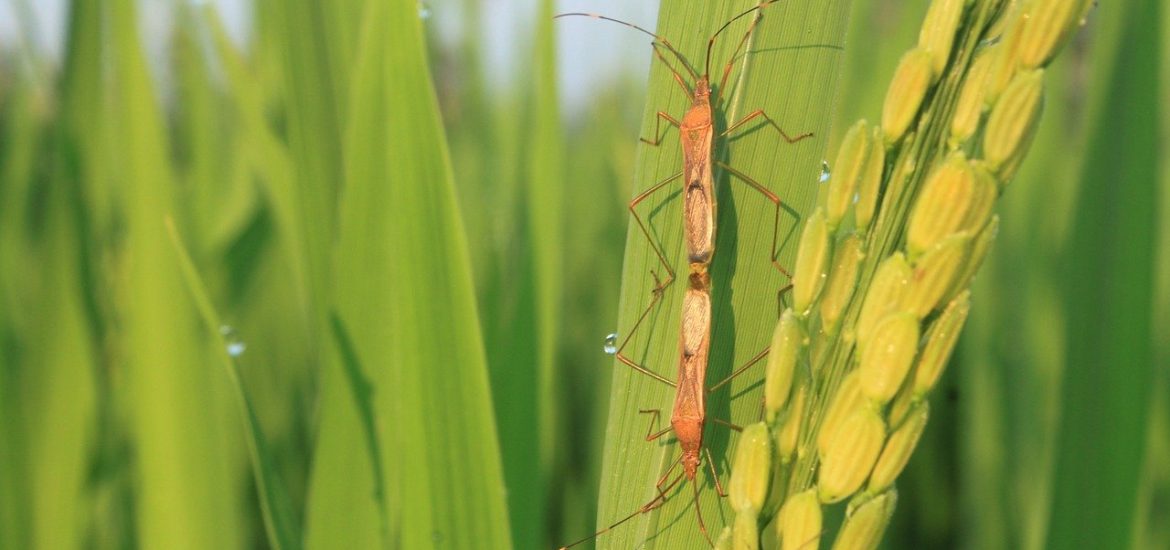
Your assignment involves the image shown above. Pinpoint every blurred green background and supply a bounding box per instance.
[0,0,1164,549]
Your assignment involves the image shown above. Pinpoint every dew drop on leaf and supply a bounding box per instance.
[603,333,618,355]
[220,325,247,358]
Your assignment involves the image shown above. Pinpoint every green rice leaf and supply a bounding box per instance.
[106,0,246,546]
[589,1,853,547]
[263,0,345,319]
[1046,1,1161,547]
[307,0,513,548]
[489,1,564,547]
[166,219,301,550]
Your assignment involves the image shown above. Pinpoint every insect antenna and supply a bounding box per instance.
[555,12,700,83]
[704,0,781,78]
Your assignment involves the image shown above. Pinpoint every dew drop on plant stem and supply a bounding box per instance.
[603,333,618,355]
[978,34,1003,49]
[819,160,832,183]
[220,325,247,358]
[417,2,431,19]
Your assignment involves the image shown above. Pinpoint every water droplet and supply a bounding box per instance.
[219,325,246,358]
[603,333,618,355]
[417,2,431,19]
[978,34,1003,49]
[819,160,831,183]
[852,191,860,204]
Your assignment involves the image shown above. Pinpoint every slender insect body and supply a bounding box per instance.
[555,2,813,547]
[674,272,712,480]
[683,91,717,267]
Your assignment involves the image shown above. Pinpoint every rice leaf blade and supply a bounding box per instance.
[1046,2,1161,547]
[594,1,853,547]
[312,0,513,547]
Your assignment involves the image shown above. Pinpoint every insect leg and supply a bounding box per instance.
[707,343,770,393]
[704,447,729,498]
[556,460,684,549]
[615,268,676,387]
[638,409,674,441]
[714,160,793,313]
[640,111,682,147]
[722,109,813,144]
[628,170,681,290]
[649,42,694,96]
[710,417,744,432]
[614,171,684,387]
[691,472,716,547]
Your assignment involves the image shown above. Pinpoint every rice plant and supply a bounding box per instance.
[0,0,1163,549]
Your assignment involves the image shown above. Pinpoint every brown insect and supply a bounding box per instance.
[557,2,812,547]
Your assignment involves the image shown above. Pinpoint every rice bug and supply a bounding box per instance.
[559,0,811,292]
[561,271,749,549]
[556,1,813,547]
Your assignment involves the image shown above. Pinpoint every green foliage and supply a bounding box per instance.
[592,1,851,547]
[311,0,512,548]
[1046,1,1160,547]
[0,1,1164,549]
[167,219,300,550]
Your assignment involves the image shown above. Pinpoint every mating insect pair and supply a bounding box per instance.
[558,1,814,548]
